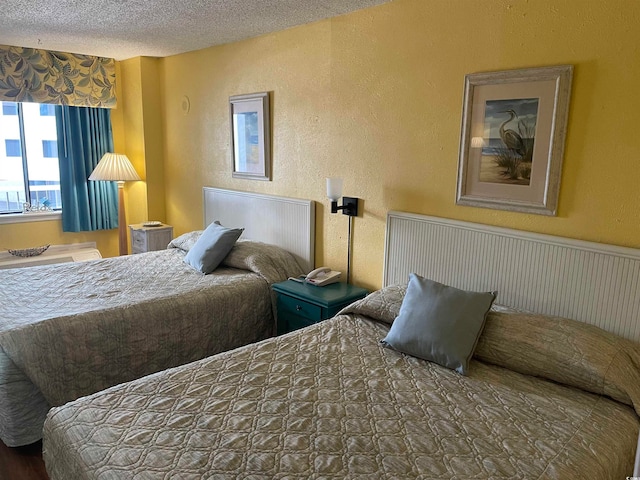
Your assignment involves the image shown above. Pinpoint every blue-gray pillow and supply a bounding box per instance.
[382,274,496,375]
[184,221,243,274]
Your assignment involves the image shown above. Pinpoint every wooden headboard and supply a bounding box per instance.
[203,187,315,273]
[384,211,640,341]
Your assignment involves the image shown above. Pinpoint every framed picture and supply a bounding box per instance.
[230,92,271,181]
[456,65,573,215]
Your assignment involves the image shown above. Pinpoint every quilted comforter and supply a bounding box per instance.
[43,285,640,479]
[0,240,303,446]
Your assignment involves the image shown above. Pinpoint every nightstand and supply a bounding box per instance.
[272,280,368,335]
[129,223,173,254]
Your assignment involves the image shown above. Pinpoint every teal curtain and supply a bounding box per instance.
[55,106,118,232]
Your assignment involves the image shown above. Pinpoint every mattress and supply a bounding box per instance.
[43,286,640,479]
[0,240,303,446]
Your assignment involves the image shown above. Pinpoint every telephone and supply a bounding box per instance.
[290,267,342,286]
[305,267,341,286]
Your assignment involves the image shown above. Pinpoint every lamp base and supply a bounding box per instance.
[330,197,359,216]
[117,182,128,256]
[342,197,359,216]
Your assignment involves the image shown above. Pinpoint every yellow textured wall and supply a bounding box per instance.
[110,56,166,253]
[117,57,166,226]
[0,220,118,255]
[118,57,149,231]
[139,57,166,222]
[159,0,640,290]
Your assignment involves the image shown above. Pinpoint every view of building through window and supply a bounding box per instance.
[0,101,62,214]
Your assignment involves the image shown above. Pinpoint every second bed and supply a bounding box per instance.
[0,188,314,447]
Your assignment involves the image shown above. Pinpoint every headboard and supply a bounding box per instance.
[384,211,640,341]
[203,187,315,272]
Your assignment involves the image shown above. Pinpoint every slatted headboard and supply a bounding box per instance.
[384,211,640,341]
[203,187,315,272]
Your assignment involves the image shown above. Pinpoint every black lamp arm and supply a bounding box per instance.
[331,197,359,216]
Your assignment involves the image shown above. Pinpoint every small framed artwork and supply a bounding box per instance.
[229,92,271,181]
[456,65,573,215]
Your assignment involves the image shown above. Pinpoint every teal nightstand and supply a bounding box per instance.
[272,280,368,335]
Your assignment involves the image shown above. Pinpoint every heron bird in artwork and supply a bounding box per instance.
[499,109,526,157]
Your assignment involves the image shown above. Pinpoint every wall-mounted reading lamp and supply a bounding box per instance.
[326,177,360,283]
[326,177,359,216]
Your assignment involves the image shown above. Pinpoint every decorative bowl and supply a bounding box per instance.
[8,244,50,257]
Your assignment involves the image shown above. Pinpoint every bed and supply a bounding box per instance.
[0,187,315,447]
[42,211,640,478]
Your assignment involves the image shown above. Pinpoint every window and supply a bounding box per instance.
[0,101,62,214]
[42,140,58,158]
[39,104,55,116]
[5,139,21,157]
[2,102,17,116]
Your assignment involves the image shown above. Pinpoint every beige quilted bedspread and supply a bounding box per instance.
[0,242,303,408]
[44,287,640,479]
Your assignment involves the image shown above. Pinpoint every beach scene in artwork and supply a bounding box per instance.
[478,98,539,185]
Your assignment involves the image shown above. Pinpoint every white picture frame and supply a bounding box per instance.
[456,65,573,215]
[230,92,271,181]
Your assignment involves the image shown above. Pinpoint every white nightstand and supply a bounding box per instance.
[129,223,173,254]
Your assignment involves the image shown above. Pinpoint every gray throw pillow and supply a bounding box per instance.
[184,221,243,274]
[382,273,496,375]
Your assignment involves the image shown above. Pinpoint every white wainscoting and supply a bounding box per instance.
[203,187,315,273]
[384,211,640,341]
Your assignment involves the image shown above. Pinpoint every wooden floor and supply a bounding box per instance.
[0,440,48,480]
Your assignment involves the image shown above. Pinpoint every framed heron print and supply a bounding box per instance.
[456,65,572,215]
[230,92,271,181]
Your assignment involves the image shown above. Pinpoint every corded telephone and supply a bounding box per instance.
[289,267,342,286]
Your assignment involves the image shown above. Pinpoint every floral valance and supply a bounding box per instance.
[0,44,116,108]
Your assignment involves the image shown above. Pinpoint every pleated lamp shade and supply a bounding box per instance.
[89,152,140,255]
[89,153,140,182]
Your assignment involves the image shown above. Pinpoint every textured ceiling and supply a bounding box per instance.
[0,0,391,60]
